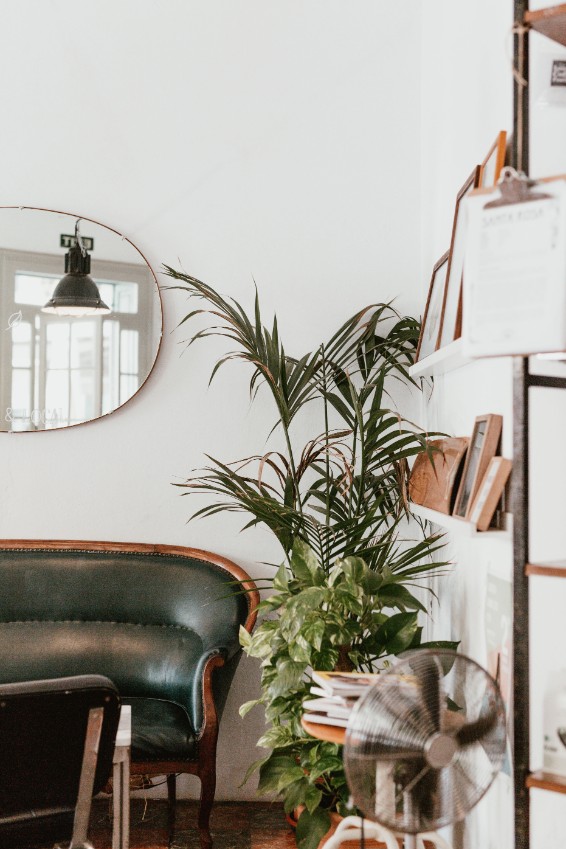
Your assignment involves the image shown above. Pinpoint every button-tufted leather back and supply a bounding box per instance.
[0,546,253,722]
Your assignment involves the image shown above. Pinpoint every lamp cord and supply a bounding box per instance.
[75,218,87,257]
[360,815,365,849]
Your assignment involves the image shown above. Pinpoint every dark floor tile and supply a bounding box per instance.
[251,831,297,849]
[30,799,292,849]
[249,803,290,831]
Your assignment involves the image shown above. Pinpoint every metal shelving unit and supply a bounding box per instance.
[512,5,566,846]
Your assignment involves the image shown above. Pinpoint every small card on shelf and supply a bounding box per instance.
[468,457,512,531]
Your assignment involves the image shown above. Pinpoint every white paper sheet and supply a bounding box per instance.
[462,179,566,357]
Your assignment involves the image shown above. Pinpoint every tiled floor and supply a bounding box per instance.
[89,799,297,849]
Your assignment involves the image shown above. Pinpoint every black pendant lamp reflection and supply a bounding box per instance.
[42,220,111,316]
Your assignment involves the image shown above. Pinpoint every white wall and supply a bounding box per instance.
[419,2,514,847]
[0,1,424,800]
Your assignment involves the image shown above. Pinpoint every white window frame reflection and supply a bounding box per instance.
[0,248,154,430]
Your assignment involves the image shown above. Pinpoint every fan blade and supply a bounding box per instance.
[455,709,498,747]
[409,764,438,829]
[419,655,442,733]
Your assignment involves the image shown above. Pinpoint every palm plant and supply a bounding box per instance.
[165,267,451,849]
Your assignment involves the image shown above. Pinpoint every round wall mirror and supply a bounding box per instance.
[0,207,162,432]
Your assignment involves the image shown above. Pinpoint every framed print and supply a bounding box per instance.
[438,165,481,348]
[415,252,449,361]
[453,413,503,520]
[468,456,512,531]
[409,437,469,514]
[479,131,507,188]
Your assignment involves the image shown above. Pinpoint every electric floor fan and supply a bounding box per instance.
[324,649,507,849]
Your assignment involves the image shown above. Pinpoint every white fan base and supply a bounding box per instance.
[322,815,452,849]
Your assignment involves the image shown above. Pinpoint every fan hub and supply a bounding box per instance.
[424,733,458,769]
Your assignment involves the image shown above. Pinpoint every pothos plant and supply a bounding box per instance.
[165,268,453,849]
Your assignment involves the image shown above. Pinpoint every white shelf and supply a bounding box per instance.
[409,502,512,539]
[409,339,471,379]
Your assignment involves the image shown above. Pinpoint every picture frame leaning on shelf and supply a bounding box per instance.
[453,413,502,520]
[415,251,449,362]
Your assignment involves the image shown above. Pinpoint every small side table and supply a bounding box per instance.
[112,705,131,849]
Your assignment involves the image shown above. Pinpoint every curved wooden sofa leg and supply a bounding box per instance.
[197,762,216,849]
[196,653,224,849]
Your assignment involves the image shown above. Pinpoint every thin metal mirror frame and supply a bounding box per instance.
[0,205,163,434]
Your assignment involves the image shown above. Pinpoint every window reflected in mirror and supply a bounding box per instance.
[0,208,162,432]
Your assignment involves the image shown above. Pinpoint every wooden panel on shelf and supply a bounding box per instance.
[526,559,566,578]
[527,770,566,794]
[525,4,566,46]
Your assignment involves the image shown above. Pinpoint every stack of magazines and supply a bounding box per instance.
[303,670,380,728]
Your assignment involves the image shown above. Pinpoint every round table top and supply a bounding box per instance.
[301,716,346,745]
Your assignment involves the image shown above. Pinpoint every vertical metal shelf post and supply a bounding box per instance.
[512,3,530,848]
[512,359,530,849]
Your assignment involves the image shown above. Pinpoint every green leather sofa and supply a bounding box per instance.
[0,539,259,848]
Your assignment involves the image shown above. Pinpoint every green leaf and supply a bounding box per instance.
[256,725,294,750]
[302,619,326,651]
[239,699,261,718]
[378,584,426,613]
[258,755,305,795]
[418,640,460,651]
[303,783,323,814]
[239,754,270,787]
[273,562,290,592]
[308,755,344,780]
[239,625,252,650]
[268,658,306,697]
[296,807,331,849]
[339,556,367,584]
[283,778,310,814]
[375,611,419,656]
[290,540,323,585]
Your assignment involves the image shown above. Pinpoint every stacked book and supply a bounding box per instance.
[303,670,380,728]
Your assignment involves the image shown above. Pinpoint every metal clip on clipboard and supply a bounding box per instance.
[484,166,551,208]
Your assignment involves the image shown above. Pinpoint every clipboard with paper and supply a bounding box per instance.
[462,168,566,357]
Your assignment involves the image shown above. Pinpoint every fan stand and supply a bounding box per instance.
[321,815,452,849]
[404,792,418,849]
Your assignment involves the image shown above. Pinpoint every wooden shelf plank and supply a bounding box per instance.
[527,771,566,794]
[526,560,566,578]
[409,339,471,379]
[525,4,566,46]
[409,502,512,538]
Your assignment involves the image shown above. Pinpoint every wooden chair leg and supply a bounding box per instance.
[197,765,216,849]
[166,773,176,848]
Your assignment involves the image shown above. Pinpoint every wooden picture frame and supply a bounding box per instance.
[468,456,512,531]
[416,251,449,361]
[453,414,503,520]
[479,131,507,188]
[438,165,481,349]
